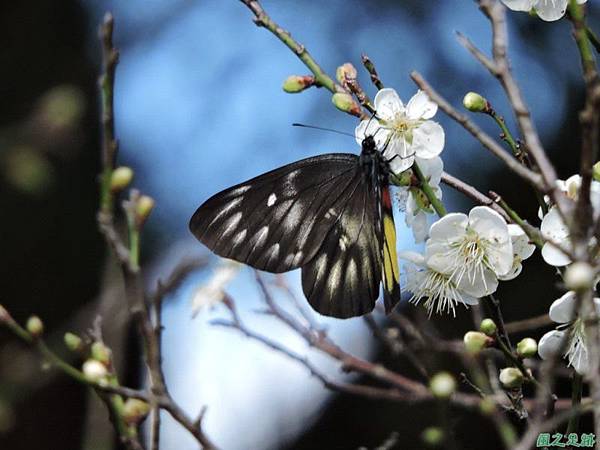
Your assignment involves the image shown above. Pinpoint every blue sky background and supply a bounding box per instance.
[79,1,597,448]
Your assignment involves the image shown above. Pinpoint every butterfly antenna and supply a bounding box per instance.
[292,123,354,138]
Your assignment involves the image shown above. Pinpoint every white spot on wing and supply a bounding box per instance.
[339,234,350,251]
[328,259,343,293]
[268,243,280,260]
[254,226,269,248]
[267,193,277,207]
[222,212,242,236]
[231,229,247,247]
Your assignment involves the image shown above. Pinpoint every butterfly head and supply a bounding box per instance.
[361,134,378,155]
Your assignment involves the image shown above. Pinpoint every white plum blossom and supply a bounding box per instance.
[540,175,600,266]
[538,291,600,375]
[498,224,536,281]
[355,88,445,174]
[501,0,588,22]
[425,206,514,297]
[400,251,479,317]
[397,156,444,243]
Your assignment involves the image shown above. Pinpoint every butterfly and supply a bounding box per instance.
[189,134,400,319]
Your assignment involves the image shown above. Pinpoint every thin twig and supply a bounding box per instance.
[410,71,544,190]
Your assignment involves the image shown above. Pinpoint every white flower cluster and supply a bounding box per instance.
[356,88,445,243]
[501,0,588,22]
[402,207,534,316]
[535,174,600,374]
[540,175,600,267]
[353,88,537,316]
[538,291,600,375]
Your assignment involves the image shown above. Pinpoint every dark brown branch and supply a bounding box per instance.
[441,171,509,220]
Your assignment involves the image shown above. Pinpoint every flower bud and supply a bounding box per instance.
[421,427,444,446]
[499,367,524,389]
[429,372,456,399]
[463,331,490,354]
[336,63,357,84]
[110,166,134,192]
[282,75,315,93]
[331,93,361,116]
[82,359,108,382]
[593,161,600,182]
[564,262,595,292]
[463,92,489,113]
[91,342,112,366]
[64,332,83,352]
[516,337,538,359]
[136,195,155,226]
[26,316,44,338]
[479,318,497,336]
[122,398,151,425]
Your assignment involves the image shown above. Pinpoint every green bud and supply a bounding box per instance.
[82,359,108,382]
[479,318,497,336]
[564,262,595,292]
[91,342,112,366]
[336,63,357,84]
[593,161,600,182]
[479,397,496,416]
[463,331,490,354]
[110,166,134,192]
[26,316,44,338]
[463,92,489,113]
[499,367,524,389]
[516,337,538,359]
[422,427,444,447]
[331,93,361,116]
[429,372,456,399]
[122,398,151,425]
[136,195,155,226]
[282,75,315,93]
[64,332,83,352]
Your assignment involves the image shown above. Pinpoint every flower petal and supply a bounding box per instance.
[538,329,567,360]
[408,210,429,243]
[469,206,513,276]
[406,90,438,120]
[497,261,523,281]
[501,0,536,11]
[457,268,499,297]
[398,251,426,266]
[355,119,389,149]
[549,291,577,323]
[541,242,572,267]
[415,156,443,187]
[535,0,568,21]
[385,136,415,173]
[508,224,536,260]
[428,213,468,242]
[374,88,404,120]
[411,121,445,159]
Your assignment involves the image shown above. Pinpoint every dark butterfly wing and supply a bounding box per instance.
[189,153,361,273]
[301,169,383,318]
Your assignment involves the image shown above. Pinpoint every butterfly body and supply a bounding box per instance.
[190,136,400,318]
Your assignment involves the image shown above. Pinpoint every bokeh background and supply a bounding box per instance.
[1,1,598,449]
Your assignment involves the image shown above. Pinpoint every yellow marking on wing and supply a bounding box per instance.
[383,215,400,287]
